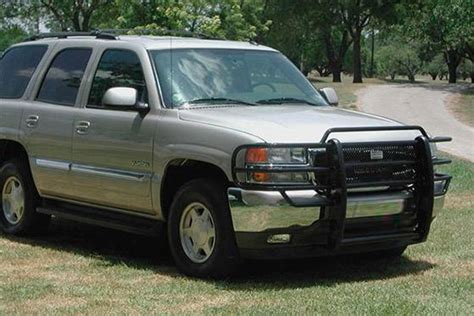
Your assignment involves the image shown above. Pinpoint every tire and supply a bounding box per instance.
[168,178,240,278]
[0,159,50,235]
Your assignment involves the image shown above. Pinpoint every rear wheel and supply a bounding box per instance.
[168,179,240,278]
[0,160,50,235]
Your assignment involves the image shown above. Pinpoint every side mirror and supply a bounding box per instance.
[320,87,339,106]
[102,87,150,114]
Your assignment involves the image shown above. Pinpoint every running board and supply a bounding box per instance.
[37,202,164,237]
[341,232,419,246]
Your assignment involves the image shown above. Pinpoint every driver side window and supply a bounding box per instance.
[88,49,147,108]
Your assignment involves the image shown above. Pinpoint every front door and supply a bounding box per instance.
[71,49,155,213]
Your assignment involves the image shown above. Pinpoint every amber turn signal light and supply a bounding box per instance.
[245,147,268,164]
[245,148,270,182]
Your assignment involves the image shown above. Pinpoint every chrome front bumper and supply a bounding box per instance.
[228,188,447,233]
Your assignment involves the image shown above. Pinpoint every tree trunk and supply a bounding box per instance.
[471,72,474,83]
[429,73,437,80]
[352,30,363,83]
[390,73,396,80]
[368,28,375,78]
[448,64,457,83]
[329,60,343,82]
[322,29,351,84]
[332,68,342,82]
[445,49,461,84]
[408,74,415,82]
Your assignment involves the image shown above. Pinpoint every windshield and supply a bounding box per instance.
[150,49,328,108]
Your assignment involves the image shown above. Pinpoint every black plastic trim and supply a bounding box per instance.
[37,200,163,237]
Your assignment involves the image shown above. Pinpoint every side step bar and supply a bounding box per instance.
[341,232,419,246]
[37,201,164,237]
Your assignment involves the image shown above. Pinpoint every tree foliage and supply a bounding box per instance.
[337,0,402,83]
[38,0,114,31]
[1,0,472,84]
[113,0,271,41]
[402,0,474,83]
[423,54,447,80]
[377,42,421,81]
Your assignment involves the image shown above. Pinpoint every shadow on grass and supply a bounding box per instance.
[380,78,426,84]
[459,86,474,96]
[225,255,434,290]
[2,218,435,288]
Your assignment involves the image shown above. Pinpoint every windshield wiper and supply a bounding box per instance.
[256,97,318,106]
[185,98,256,106]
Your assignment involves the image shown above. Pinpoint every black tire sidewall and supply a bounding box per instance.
[168,179,240,278]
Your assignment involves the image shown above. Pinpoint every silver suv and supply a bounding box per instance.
[0,32,452,278]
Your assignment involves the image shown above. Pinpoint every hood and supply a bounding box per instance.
[178,105,421,143]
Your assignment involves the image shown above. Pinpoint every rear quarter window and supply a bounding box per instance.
[0,45,48,99]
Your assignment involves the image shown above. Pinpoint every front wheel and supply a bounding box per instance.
[168,179,240,278]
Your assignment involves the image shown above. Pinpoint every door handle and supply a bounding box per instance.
[25,115,39,128]
[75,121,91,135]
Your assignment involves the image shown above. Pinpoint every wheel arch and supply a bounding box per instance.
[160,158,230,221]
[0,139,30,167]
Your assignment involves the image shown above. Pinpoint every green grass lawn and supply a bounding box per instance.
[0,154,472,314]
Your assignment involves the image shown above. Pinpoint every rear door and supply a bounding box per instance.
[71,48,156,213]
[0,45,48,145]
[21,47,93,199]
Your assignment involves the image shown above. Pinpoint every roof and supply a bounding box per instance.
[119,36,276,51]
[17,33,277,52]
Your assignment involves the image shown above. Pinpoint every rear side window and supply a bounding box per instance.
[88,49,147,108]
[37,48,92,106]
[0,45,48,99]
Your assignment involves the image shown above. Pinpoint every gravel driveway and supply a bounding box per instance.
[357,84,474,162]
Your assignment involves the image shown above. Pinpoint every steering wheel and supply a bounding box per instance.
[252,82,277,92]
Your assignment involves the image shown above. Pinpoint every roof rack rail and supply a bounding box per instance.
[25,31,117,42]
[98,28,223,40]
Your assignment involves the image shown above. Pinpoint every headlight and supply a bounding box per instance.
[245,147,309,184]
[246,147,307,165]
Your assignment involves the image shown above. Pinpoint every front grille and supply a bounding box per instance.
[343,144,418,185]
[343,144,417,162]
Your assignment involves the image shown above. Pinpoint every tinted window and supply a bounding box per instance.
[37,48,92,106]
[0,45,47,99]
[88,49,147,107]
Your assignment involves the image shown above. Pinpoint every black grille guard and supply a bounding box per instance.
[231,125,453,250]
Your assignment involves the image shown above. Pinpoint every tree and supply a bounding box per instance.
[459,59,474,83]
[0,27,27,51]
[0,2,31,50]
[264,1,318,76]
[337,0,401,83]
[423,54,447,80]
[264,0,352,82]
[395,45,422,82]
[377,37,423,82]
[115,0,270,41]
[38,0,114,31]
[315,0,353,82]
[377,45,399,80]
[403,0,474,83]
